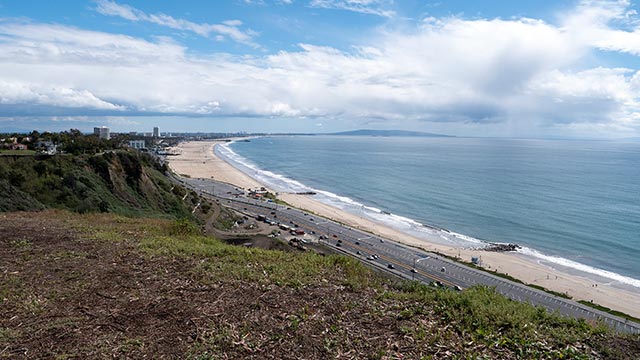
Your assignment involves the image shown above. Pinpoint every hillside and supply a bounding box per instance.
[1,210,638,358]
[330,129,452,137]
[0,151,201,219]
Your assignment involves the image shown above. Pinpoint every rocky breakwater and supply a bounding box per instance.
[484,243,521,252]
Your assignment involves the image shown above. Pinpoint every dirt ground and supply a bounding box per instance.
[0,211,411,359]
[1,211,639,359]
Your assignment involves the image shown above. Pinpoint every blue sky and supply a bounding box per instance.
[1,0,640,137]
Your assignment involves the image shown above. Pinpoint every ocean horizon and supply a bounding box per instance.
[217,135,640,292]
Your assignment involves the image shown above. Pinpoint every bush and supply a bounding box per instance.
[168,218,200,237]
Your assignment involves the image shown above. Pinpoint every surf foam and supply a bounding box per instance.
[217,140,640,289]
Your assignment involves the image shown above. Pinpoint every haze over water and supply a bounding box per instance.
[220,136,640,289]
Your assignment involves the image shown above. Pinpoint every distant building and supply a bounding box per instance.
[94,126,110,140]
[129,140,145,149]
[129,132,137,136]
[153,127,159,138]
[9,143,28,150]
[36,141,58,155]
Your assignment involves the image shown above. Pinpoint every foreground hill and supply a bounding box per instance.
[1,211,638,359]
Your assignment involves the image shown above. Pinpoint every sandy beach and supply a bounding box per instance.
[168,140,640,318]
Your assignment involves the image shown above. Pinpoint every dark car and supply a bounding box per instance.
[387,264,394,269]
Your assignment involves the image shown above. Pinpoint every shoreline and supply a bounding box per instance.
[167,140,640,318]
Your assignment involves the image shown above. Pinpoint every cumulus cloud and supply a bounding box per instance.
[563,0,640,55]
[1,0,640,137]
[94,0,258,47]
[0,80,124,111]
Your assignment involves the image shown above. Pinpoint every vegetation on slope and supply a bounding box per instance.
[1,211,638,359]
[0,150,200,219]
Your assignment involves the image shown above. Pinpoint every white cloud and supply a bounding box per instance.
[2,0,640,137]
[0,80,124,110]
[94,0,258,47]
[309,0,395,18]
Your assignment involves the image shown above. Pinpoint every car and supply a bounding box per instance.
[356,251,361,255]
[379,239,384,243]
[309,218,314,221]
[311,231,316,235]
[244,207,247,210]
[332,234,337,238]
[270,211,276,215]
[366,256,373,260]
[440,267,446,272]
[355,241,360,245]
[410,268,417,273]
[387,264,394,269]
[454,285,463,291]
[319,235,328,240]
[336,243,342,247]
[337,239,342,243]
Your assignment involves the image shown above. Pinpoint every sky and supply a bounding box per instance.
[1,0,640,138]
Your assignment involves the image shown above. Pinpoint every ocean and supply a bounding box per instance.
[216,136,640,290]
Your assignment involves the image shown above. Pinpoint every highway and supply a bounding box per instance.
[174,175,640,334]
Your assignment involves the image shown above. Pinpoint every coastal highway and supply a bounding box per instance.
[174,176,640,334]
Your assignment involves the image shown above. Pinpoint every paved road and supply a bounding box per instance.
[174,175,640,334]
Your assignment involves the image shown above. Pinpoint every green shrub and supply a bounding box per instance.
[168,218,200,236]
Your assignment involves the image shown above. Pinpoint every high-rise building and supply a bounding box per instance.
[93,126,110,140]
[153,127,159,138]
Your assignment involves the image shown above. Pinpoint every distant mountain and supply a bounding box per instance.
[329,129,453,137]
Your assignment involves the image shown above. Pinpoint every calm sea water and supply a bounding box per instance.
[218,136,640,289]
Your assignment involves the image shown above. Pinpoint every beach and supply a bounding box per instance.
[168,140,640,318]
